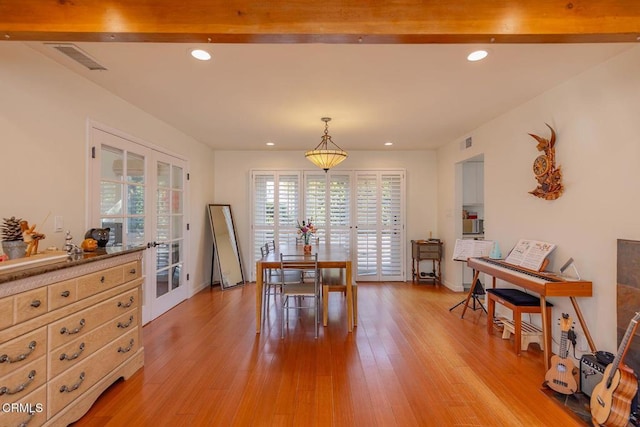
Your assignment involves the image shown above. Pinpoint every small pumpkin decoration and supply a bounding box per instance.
[81,238,98,252]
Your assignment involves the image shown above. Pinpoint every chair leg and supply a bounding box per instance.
[323,285,329,326]
[353,286,358,327]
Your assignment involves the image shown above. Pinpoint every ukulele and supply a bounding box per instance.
[544,313,578,394]
[590,312,640,427]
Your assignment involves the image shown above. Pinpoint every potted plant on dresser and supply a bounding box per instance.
[1,216,27,259]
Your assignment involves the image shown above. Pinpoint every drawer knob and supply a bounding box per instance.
[30,300,41,308]
[0,370,36,396]
[60,318,86,335]
[117,296,135,309]
[60,290,71,298]
[129,268,137,275]
[117,315,134,329]
[117,338,135,354]
[0,341,36,364]
[100,276,105,283]
[59,372,85,393]
[59,342,85,361]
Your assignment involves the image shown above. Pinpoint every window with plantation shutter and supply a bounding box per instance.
[251,169,403,282]
[251,171,300,278]
[304,172,352,250]
[355,171,404,281]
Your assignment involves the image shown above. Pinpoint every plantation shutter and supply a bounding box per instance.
[251,171,301,279]
[304,173,327,242]
[355,171,404,281]
[355,173,379,279]
[328,174,351,250]
[381,173,403,277]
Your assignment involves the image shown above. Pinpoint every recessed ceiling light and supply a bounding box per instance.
[266,142,275,146]
[384,142,393,146]
[467,50,488,62]
[190,49,211,61]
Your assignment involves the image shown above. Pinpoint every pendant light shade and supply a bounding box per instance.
[305,117,348,172]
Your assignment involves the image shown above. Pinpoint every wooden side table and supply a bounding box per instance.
[411,239,443,284]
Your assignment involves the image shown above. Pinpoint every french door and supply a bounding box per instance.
[89,126,188,324]
[355,171,404,281]
[251,169,405,282]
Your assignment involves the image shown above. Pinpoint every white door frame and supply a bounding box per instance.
[87,120,189,324]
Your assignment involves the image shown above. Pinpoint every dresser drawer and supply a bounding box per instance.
[0,355,46,406]
[0,296,14,331]
[1,384,47,427]
[49,309,138,379]
[48,327,139,416]
[0,327,47,378]
[48,287,139,350]
[15,287,48,323]
[123,260,141,282]
[48,277,78,310]
[77,265,125,299]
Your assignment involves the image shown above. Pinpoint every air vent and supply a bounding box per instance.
[46,43,107,71]
[460,136,472,150]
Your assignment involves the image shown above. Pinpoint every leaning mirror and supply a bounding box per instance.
[207,204,245,289]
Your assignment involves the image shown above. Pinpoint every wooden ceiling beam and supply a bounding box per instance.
[1,0,639,43]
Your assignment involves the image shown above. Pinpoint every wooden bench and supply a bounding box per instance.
[486,288,552,355]
[499,317,544,351]
[321,269,357,330]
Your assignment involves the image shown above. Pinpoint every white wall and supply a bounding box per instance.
[437,46,640,354]
[213,150,438,280]
[0,43,216,294]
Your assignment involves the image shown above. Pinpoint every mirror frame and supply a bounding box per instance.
[207,204,245,289]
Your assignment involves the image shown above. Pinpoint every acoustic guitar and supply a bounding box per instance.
[590,312,640,427]
[544,313,578,394]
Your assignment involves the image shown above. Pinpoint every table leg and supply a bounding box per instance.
[346,261,353,332]
[256,261,263,334]
[540,296,551,371]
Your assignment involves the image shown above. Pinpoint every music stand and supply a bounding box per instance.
[449,275,487,317]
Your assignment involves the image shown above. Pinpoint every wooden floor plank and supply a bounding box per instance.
[72,282,587,426]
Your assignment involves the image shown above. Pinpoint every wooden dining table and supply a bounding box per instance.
[255,243,353,333]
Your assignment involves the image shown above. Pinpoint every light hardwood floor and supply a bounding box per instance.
[72,282,587,426]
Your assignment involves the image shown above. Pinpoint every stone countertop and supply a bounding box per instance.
[0,246,146,285]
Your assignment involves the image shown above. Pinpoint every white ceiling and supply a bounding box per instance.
[27,42,633,151]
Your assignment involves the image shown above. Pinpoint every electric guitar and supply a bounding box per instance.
[590,312,640,427]
[544,313,578,394]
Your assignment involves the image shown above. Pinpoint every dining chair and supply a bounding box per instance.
[321,268,358,330]
[280,253,320,339]
[261,242,286,321]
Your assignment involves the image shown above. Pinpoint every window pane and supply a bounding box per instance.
[157,189,170,215]
[127,184,145,215]
[171,191,182,214]
[100,181,122,215]
[127,217,145,247]
[127,152,145,184]
[101,146,123,180]
[157,161,170,188]
[172,165,183,189]
[171,241,181,264]
[172,216,182,240]
[171,265,181,290]
[157,215,170,241]
[156,269,169,297]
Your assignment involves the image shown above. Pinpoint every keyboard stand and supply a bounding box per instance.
[449,271,487,318]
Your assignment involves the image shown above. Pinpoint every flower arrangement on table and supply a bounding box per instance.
[296,219,317,245]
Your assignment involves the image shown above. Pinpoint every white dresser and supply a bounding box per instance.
[0,248,145,427]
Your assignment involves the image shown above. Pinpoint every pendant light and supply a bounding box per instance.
[305,117,348,172]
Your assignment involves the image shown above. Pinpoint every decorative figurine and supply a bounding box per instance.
[85,228,111,247]
[528,123,564,200]
[20,220,46,257]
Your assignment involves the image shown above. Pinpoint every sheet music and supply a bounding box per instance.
[504,239,556,271]
[452,239,494,261]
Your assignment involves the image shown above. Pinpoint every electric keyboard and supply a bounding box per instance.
[467,257,592,297]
